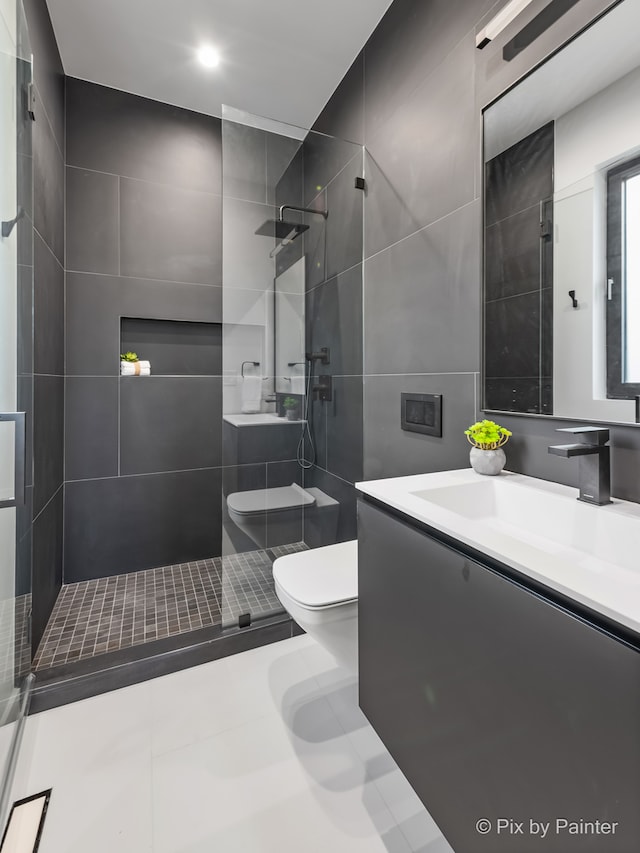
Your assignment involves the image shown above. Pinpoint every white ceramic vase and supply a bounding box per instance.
[469,446,506,476]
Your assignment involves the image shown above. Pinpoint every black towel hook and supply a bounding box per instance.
[568,290,578,309]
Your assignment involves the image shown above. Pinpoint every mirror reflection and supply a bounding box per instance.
[483,0,640,424]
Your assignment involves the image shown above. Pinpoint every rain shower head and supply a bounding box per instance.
[255,204,328,247]
[254,219,309,240]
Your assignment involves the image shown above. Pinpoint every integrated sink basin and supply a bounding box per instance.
[357,469,640,636]
[411,477,640,573]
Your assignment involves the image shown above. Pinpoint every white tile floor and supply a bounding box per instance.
[10,636,454,852]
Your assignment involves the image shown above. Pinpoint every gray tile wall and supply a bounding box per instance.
[64,79,224,582]
[301,129,364,546]
[23,0,66,651]
[310,0,640,501]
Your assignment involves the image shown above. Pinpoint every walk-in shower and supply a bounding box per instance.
[30,97,364,703]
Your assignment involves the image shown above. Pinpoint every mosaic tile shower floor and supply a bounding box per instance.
[34,543,307,671]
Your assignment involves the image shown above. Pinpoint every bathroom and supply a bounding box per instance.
[0,0,639,849]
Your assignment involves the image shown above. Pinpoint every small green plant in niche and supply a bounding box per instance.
[283,396,298,411]
[120,352,139,362]
[464,419,512,450]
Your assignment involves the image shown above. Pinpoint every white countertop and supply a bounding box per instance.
[356,468,640,638]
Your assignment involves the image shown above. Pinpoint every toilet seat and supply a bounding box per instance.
[273,540,357,609]
[228,483,316,517]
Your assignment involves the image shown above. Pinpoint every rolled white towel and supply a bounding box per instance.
[121,363,151,376]
[121,360,150,369]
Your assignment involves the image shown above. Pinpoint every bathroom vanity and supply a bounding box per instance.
[356,470,640,853]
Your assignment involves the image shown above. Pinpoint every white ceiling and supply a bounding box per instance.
[45,0,394,131]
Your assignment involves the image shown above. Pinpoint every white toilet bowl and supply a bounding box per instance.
[273,540,358,672]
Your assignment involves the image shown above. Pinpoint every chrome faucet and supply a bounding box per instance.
[548,427,612,506]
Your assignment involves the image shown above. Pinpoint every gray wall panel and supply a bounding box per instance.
[64,81,225,580]
[64,469,223,582]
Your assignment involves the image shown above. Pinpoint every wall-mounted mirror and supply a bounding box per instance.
[482,0,640,424]
[274,257,306,396]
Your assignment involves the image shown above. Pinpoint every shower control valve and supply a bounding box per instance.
[305,347,330,365]
[313,375,333,402]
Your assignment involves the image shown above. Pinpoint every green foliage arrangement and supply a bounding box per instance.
[283,396,298,411]
[120,352,139,362]
[464,419,512,450]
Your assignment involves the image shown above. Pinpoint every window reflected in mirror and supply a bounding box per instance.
[607,155,640,397]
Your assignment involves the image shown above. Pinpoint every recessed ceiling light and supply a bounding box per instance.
[197,45,220,69]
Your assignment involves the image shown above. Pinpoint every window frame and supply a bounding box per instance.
[606,153,640,399]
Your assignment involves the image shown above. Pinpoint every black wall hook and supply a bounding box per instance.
[1,207,24,238]
[568,290,578,309]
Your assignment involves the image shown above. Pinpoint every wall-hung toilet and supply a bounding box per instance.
[227,483,339,549]
[273,540,358,672]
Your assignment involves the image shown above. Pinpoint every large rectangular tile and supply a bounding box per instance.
[223,420,301,466]
[303,130,362,208]
[364,201,480,375]
[66,167,119,274]
[485,203,548,301]
[66,77,222,193]
[313,50,365,144]
[484,291,541,379]
[307,264,363,377]
[303,189,328,290]
[120,377,222,475]
[120,178,222,286]
[17,376,33,488]
[32,485,62,653]
[484,377,550,416]
[23,0,64,150]
[221,121,267,203]
[19,683,153,853]
[66,272,121,376]
[120,277,223,324]
[363,373,477,480]
[302,390,327,472]
[33,375,63,516]
[17,264,32,377]
[325,155,364,279]
[365,34,476,258]
[150,709,400,853]
[33,232,63,376]
[364,0,495,140]
[303,466,357,547]
[65,378,119,481]
[485,122,554,226]
[326,376,363,484]
[64,468,223,581]
[223,197,279,292]
[266,132,303,206]
[33,105,64,265]
[120,318,222,376]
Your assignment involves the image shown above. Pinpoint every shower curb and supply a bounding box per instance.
[30,615,300,714]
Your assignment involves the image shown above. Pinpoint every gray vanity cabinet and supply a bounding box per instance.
[358,498,640,853]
